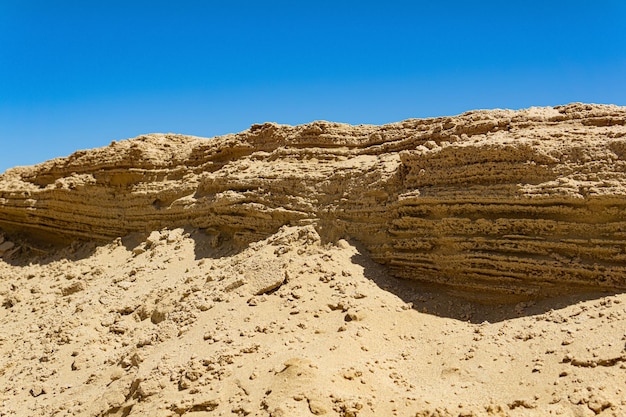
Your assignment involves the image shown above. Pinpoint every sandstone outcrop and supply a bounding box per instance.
[1,103,626,298]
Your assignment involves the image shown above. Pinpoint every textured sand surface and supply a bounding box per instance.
[1,104,626,416]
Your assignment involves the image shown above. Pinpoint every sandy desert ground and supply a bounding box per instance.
[1,104,626,416]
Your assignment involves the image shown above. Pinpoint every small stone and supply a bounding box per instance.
[71,359,83,371]
[145,231,162,248]
[117,281,133,290]
[110,369,124,381]
[130,352,144,366]
[151,305,171,324]
[344,312,364,322]
[30,385,46,397]
[335,239,350,249]
[110,324,127,334]
[61,281,85,296]
[2,295,19,308]
[308,398,328,415]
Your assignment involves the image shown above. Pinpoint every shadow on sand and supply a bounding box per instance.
[2,226,621,325]
[348,240,620,324]
[1,226,253,267]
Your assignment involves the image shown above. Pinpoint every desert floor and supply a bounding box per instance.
[1,225,625,417]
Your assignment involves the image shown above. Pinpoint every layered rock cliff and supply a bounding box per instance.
[2,103,626,298]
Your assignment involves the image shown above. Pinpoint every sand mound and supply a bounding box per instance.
[1,104,626,416]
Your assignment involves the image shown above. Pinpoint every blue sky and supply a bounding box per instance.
[1,1,625,172]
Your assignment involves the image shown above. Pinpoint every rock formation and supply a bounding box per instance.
[3,104,626,417]
[2,103,626,299]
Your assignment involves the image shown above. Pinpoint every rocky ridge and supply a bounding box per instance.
[2,103,626,298]
[2,103,626,417]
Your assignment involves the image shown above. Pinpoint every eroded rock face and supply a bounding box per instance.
[1,103,626,296]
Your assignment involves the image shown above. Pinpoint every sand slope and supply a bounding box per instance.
[1,104,626,416]
[1,226,625,416]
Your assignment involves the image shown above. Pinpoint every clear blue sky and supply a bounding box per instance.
[1,1,625,172]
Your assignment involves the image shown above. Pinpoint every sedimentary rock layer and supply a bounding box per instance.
[2,103,626,297]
